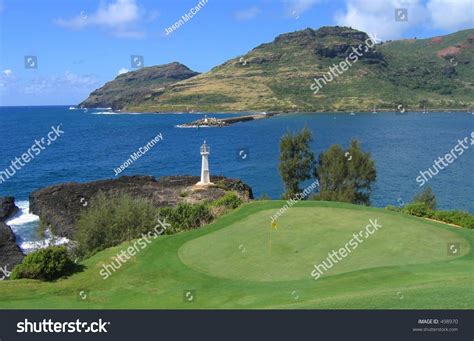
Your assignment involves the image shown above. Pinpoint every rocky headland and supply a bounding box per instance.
[30,175,253,239]
[0,197,25,273]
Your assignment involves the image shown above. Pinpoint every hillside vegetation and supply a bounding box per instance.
[79,62,199,110]
[80,26,474,112]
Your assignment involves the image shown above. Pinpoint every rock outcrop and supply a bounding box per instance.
[79,62,199,110]
[0,222,24,274]
[0,197,18,221]
[30,175,253,239]
[0,197,24,274]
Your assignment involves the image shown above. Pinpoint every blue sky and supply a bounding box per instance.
[0,0,472,105]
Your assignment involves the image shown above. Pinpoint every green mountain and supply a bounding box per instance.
[79,62,199,110]
[80,26,474,112]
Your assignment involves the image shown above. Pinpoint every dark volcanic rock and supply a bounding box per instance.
[0,197,18,222]
[79,62,199,110]
[0,222,25,273]
[30,175,253,239]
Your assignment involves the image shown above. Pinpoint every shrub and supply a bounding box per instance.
[75,193,161,257]
[158,203,213,233]
[11,246,75,281]
[402,203,431,217]
[385,205,401,212]
[400,201,474,229]
[257,193,271,200]
[279,127,316,198]
[315,139,376,205]
[212,192,242,209]
[430,210,474,229]
[412,187,437,210]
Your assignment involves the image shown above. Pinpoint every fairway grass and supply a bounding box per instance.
[0,201,472,309]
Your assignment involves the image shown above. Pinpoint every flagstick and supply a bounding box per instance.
[269,225,272,256]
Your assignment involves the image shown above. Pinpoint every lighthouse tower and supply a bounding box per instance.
[197,141,213,186]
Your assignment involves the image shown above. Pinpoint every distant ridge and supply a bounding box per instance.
[80,26,474,112]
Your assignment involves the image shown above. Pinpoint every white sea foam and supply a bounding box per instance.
[91,111,120,115]
[6,201,39,226]
[19,231,70,253]
[175,124,211,128]
[91,111,143,115]
[6,201,70,254]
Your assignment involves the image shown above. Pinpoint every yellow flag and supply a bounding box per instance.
[271,220,277,230]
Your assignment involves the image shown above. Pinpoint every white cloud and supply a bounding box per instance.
[55,0,150,38]
[334,0,427,40]
[335,0,473,40]
[284,0,320,17]
[234,6,261,20]
[117,67,129,75]
[22,71,99,95]
[427,0,474,31]
[0,69,16,89]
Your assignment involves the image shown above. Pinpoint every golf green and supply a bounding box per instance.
[178,206,468,282]
[0,201,472,309]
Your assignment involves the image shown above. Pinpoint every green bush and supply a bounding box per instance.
[212,192,242,209]
[11,246,74,281]
[257,193,271,200]
[402,203,431,217]
[158,203,213,233]
[412,187,437,210]
[399,201,474,229]
[430,210,474,229]
[75,194,161,257]
[385,205,401,212]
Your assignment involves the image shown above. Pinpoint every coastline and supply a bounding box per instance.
[76,107,474,115]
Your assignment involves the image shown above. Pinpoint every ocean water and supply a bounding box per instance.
[0,106,472,249]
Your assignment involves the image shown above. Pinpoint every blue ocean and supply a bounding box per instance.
[0,106,472,249]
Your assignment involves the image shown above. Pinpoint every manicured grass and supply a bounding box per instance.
[0,201,472,309]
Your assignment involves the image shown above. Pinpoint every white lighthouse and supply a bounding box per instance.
[196,140,213,186]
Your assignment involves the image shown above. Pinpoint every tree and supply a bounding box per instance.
[412,187,437,210]
[314,139,376,205]
[278,127,316,198]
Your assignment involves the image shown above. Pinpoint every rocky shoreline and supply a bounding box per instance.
[0,175,252,271]
[0,197,18,221]
[30,175,253,239]
[0,197,25,274]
